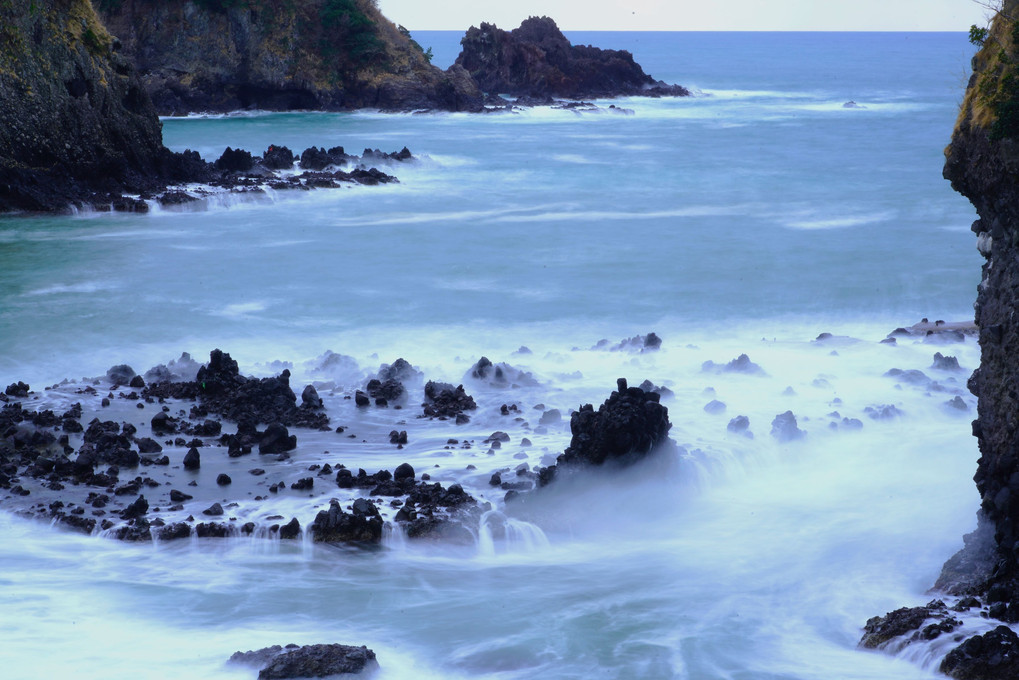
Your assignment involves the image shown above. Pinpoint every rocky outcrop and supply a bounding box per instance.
[0,0,203,212]
[455,16,689,100]
[942,0,1019,617]
[230,643,378,678]
[97,0,483,114]
[144,348,330,430]
[863,2,1019,674]
[537,378,672,486]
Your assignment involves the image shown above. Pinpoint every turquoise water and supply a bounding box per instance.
[0,32,988,679]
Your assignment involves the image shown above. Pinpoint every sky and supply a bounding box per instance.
[376,0,992,32]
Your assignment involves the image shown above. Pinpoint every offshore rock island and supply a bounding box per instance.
[862,2,1019,677]
[455,16,690,101]
[0,1,691,213]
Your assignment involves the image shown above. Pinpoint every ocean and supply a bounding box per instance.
[0,31,988,678]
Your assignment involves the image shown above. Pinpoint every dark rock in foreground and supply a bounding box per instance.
[940,626,1019,679]
[230,643,378,679]
[860,600,960,649]
[456,16,689,100]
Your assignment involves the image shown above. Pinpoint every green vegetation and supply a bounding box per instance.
[966,5,1019,139]
[320,0,385,66]
[398,24,432,63]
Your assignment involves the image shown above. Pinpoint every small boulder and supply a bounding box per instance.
[770,411,804,442]
[183,447,201,470]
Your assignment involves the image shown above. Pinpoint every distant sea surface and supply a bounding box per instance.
[0,32,986,679]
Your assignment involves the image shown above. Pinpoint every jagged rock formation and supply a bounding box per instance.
[536,378,673,486]
[865,3,1019,676]
[96,0,483,113]
[0,0,202,211]
[944,0,1019,618]
[455,16,690,100]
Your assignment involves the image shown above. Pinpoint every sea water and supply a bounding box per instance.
[0,32,988,678]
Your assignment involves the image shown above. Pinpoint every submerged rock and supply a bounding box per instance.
[702,354,766,375]
[465,356,538,388]
[769,411,804,442]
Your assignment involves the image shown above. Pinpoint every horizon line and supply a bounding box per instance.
[407,28,974,33]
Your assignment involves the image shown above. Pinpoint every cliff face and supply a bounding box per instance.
[96,0,483,113]
[0,0,170,211]
[455,16,689,100]
[944,0,1019,621]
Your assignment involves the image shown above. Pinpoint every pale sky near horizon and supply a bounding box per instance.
[376,0,991,32]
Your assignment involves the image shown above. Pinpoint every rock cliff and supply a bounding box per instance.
[96,0,483,113]
[455,16,689,100]
[0,0,192,211]
[864,2,1019,676]
[944,0,1019,618]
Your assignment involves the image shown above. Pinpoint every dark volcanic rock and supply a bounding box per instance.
[278,517,301,540]
[106,364,137,386]
[377,358,423,384]
[366,378,405,404]
[422,381,477,420]
[232,643,378,679]
[301,385,323,409]
[259,423,297,454]
[183,447,200,470]
[456,16,689,100]
[262,145,295,170]
[537,378,672,485]
[860,600,954,649]
[310,499,383,544]
[940,626,1019,679]
[5,381,30,397]
[149,349,331,430]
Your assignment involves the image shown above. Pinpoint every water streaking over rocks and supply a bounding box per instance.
[0,30,989,680]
